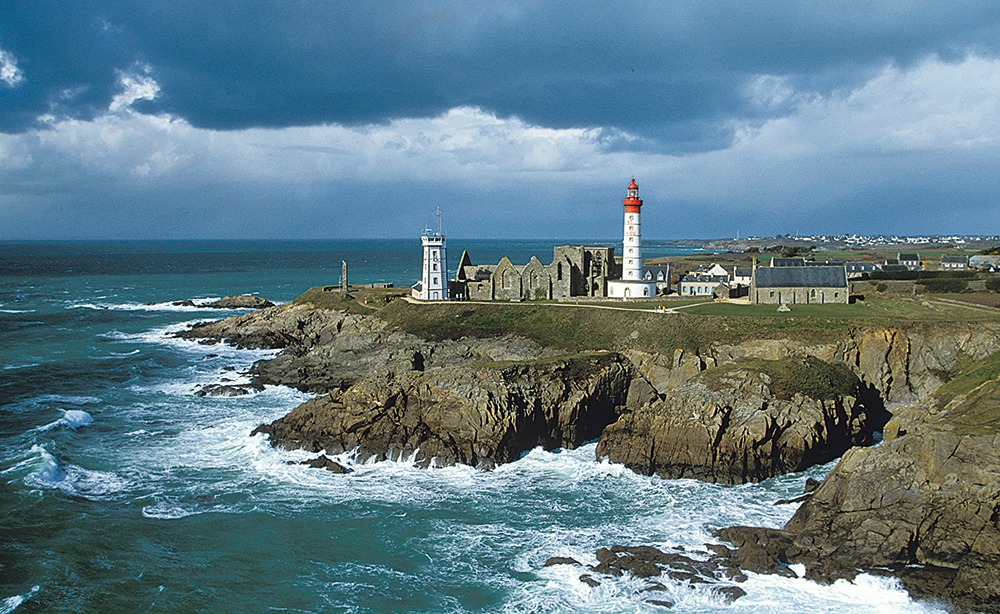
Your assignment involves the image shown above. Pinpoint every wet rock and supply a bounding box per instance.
[300,455,352,474]
[543,557,580,567]
[714,586,747,602]
[194,383,259,397]
[578,575,600,588]
[775,477,824,505]
[586,543,747,599]
[645,599,674,608]
[172,299,196,307]
[712,527,800,578]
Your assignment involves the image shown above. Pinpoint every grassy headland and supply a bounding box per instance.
[286,285,1000,356]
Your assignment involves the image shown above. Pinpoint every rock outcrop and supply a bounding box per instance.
[714,372,1000,612]
[253,352,634,468]
[597,357,888,483]
[202,295,275,309]
[783,379,1000,612]
[545,544,748,606]
[626,323,1000,403]
[177,302,559,392]
[179,292,1000,610]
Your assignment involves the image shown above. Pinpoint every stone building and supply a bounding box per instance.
[751,266,849,305]
[454,244,617,301]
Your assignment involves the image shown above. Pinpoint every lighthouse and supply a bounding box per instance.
[622,177,643,281]
[411,209,449,301]
[607,178,658,299]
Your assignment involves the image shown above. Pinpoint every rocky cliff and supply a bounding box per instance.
[177,303,559,392]
[253,352,635,468]
[714,370,1000,612]
[626,322,1000,403]
[179,295,1000,610]
[597,358,888,484]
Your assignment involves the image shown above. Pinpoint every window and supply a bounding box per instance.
[432,277,438,284]
[769,291,775,298]
[556,263,563,281]
[432,263,438,271]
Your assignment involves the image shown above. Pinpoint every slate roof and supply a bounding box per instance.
[754,266,847,288]
[846,261,878,272]
[681,274,729,283]
[770,258,807,267]
[898,253,920,261]
[941,255,968,263]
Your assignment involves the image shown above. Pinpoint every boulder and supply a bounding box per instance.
[583,544,747,601]
[193,383,260,397]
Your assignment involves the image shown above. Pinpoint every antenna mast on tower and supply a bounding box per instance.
[435,207,443,236]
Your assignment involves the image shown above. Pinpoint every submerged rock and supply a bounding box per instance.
[253,352,633,468]
[597,358,889,484]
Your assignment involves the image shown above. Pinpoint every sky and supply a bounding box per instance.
[1,1,1000,241]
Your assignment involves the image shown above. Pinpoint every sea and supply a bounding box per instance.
[0,240,946,613]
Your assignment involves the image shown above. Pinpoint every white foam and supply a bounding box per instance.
[66,297,224,312]
[64,296,272,313]
[0,586,39,614]
[0,309,36,314]
[34,409,95,433]
[23,394,101,406]
[734,570,948,613]
[60,409,94,430]
[24,445,131,501]
[2,363,40,371]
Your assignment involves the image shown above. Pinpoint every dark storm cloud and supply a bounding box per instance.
[3,1,1000,151]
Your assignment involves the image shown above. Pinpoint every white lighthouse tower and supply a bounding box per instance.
[411,209,448,301]
[607,178,658,299]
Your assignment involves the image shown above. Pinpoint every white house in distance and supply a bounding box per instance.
[678,263,730,297]
[411,209,449,301]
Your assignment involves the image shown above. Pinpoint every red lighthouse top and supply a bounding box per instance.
[623,177,642,211]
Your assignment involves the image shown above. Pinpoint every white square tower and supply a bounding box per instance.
[412,209,448,301]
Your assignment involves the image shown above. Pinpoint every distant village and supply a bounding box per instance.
[408,179,1000,306]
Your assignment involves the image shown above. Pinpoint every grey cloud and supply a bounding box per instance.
[3,1,1000,152]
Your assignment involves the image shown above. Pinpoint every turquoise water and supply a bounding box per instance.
[0,241,941,613]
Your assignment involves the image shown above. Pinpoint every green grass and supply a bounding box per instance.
[684,302,861,318]
[700,357,859,401]
[290,285,1000,357]
[292,286,409,313]
[377,299,877,354]
[931,350,1000,434]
